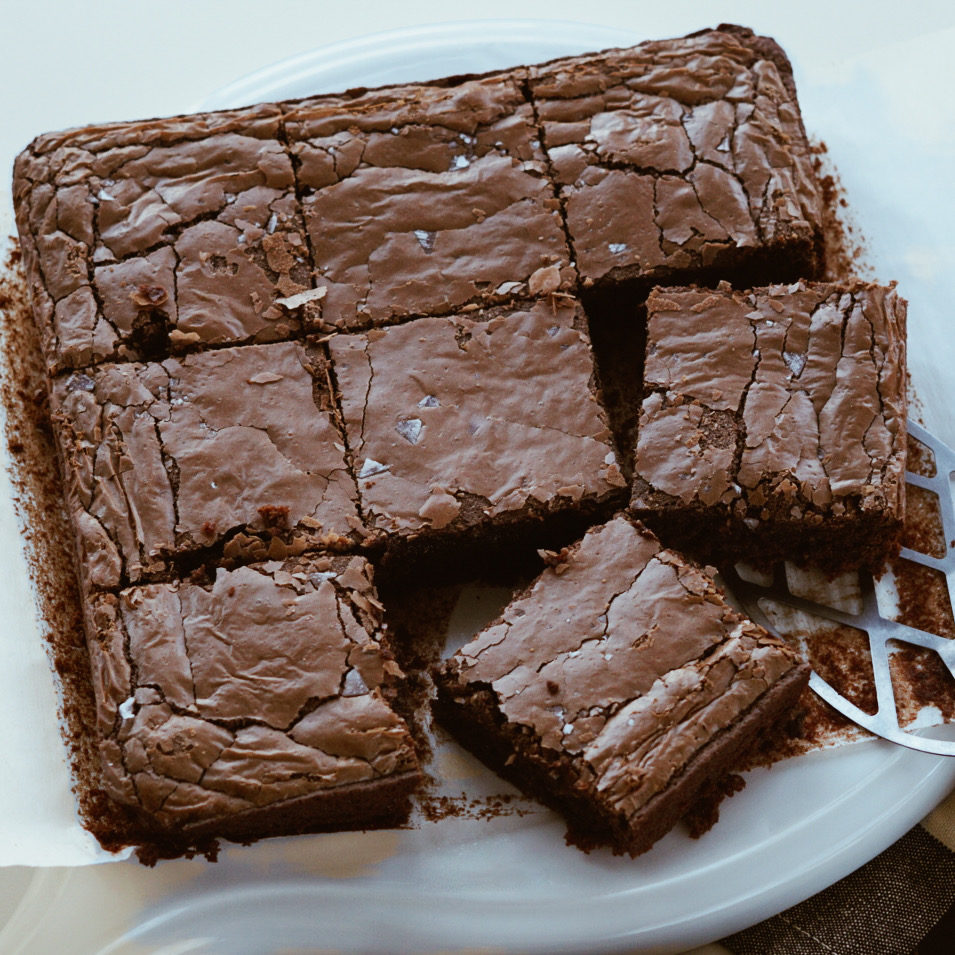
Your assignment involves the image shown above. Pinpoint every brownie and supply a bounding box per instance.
[7,26,844,860]
[434,514,809,856]
[13,104,317,374]
[284,73,574,332]
[49,339,360,594]
[528,25,824,298]
[84,554,421,845]
[631,281,908,571]
[327,297,627,575]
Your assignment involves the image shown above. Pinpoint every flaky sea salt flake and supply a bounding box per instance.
[342,669,370,697]
[359,458,390,479]
[414,229,436,253]
[395,418,423,445]
[783,351,807,377]
[275,286,328,310]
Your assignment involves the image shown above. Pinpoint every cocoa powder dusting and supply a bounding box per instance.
[890,557,955,726]
[893,559,955,640]
[906,434,937,478]
[901,486,946,558]
[811,141,870,281]
[891,647,955,725]
[805,623,878,716]
[415,792,535,825]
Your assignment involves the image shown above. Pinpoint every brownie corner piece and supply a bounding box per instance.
[49,339,361,593]
[433,513,808,857]
[84,553,422,848]
[632,280,908,571]
[528,25,824,296]
[12,105,315,374]
[328,296,628,574]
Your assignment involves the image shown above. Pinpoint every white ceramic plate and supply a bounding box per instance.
[4,19,955,955]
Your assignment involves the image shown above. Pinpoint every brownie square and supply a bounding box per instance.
[13,105,317,373]
[327,298,627,570]
[434,513,808,856]
[528,26,824,294]
[285,74,574,332]
[50,340,360,593]
[631,281,907,571]
[85,554,421,843]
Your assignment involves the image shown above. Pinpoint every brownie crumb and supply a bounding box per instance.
[415,791,536,824]
[811,140,870,281]
[258,503,291,531]
[129,284,170,308]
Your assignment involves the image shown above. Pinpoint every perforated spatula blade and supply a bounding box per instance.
[725,420,955,757]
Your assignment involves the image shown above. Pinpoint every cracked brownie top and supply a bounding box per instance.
[439,514,801,819]
[85,554,419,831]
[632,281,907,539]
[328,297,626,541]
[529,27,824,287]
[13,109,317,373]
[50,340,360,593]
[287,73,574,332]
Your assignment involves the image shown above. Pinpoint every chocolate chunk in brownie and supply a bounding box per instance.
[327,297,627,577]
[50,340,360,593]
[13,105,317,372]
[85,554,421,846]
[631,281,907,571]
[285,74,574,332]
[528,26,824,297]
[434,513,808,856]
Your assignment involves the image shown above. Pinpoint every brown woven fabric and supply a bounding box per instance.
[917,896,955,955]
[722,825,955,955]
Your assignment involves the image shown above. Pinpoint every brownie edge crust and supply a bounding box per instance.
[433,515,808,857]
[631,280,908,572]
[84,554,422,850]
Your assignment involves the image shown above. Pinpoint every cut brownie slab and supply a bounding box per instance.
[528,25,824,296]
[285,74,574,332]
[327,297,627,574]
[13,104,316,373]
[85,554,421,846]
[434,514,808,857]
[631,281,907,571]
[50,340,360,593]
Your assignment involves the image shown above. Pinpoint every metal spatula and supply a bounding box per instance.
[724,420,955,757]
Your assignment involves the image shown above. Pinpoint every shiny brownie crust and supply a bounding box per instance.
[434,514,809,856]
[84,554,421,847]
[631,281,907,571]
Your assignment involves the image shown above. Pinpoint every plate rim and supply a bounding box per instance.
[193,18,642,111]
